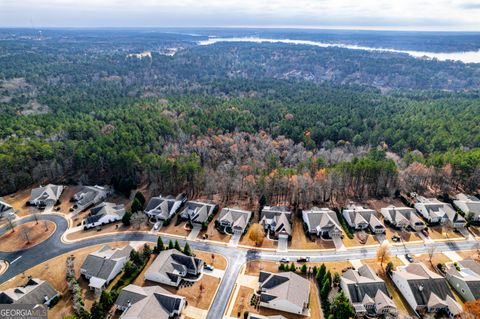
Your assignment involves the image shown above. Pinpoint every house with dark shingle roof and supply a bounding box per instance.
[83,202,125,229]
[144,249,203,287]
[29,184,64,207]
[381,206,426,231]
[144,194,186,222]
[343,204,385,234]
[302,207,343,239]
[115,284,185,319]
[80,244,133,294]
[180,200,218,226]
[258,271,310,316]
[72,185,111,212]
[260,206,292,239]
[340,264,397,316]
[217,208,252,234]
[0,197,14,218]
[392,263,462,317]
[0,277,58,306]
[445,259,480,302]
[454,193,480,222]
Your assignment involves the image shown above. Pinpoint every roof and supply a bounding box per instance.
[144,195,182,220]
[447,259,480,299]
[394,263,456,308]
[0,197,13,214]
[342,265,390,304]
[0,278,57,304]
[414,197,460,222]
[344,205,383,228]
[454,193,480,216]
[247,314,288,319]
[302,208,342,234]
[181,201,217,224]
[259,271,310,310]
[116,284,185,319]
[73,185,109,207]
[86,202,125,225]
[381,206,424,226]
[145,249,203,285]
[218,208,251,231]
[30,184,63,203]
[81,244,133,280]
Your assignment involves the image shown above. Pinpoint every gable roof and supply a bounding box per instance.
[447,259,480,299]
[86,202,125,224]
[381,206,423,226]
[218,208,251,231]
[80,244,132,280]
[116,284,185,319]
[30,184,63,203]
[343,205,380,226]
[0,197,13,214]
[302,208,342,234]
[73,185,109,207]
[454,193,480,216]
[181,201,217,224]
[0,278,57,304]
[342,265,390,304]
[144,195,182,220]
[259,271,310,310]
[145,249,203,285]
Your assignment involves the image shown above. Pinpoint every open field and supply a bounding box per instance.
[0,220,55,252]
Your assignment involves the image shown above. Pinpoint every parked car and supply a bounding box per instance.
[405,254,414,263]
[391,235,400,242]
[422,229,429,236]
[153,221,162,230]
[204,264,214,271]
[297,257,310,262]
[279,257,289,263]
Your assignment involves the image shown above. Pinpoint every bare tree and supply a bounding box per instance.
[376,242,391,271]
[21,227,30,244]
[427,245,437,268]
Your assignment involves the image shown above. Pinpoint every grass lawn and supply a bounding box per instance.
[428,225,464,240]
[161,220,191,237]
[193,250,228,270]
[0,220,55,252]
[198,218,230,243]
[288,216,336,250]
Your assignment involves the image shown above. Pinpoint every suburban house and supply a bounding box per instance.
[381,206,426,231]
[144,194,187,222]
[80,244,133,294]
[342,204,385,234]
[392,263,462,317]
[445,259,480,301]
[83,202,125,229]
[247,315,287,319]
[29,184,64,207]
[258,271,310,316]
[340,264,397,316]
[72,185,110,212]
[0,197,14,218]
[0,277,58,305]
[180,200,218,226]
[115,284,186,318]
[415,196,466,229]
[217,208,252,234]
[259,206,292,239]
[453,193,480,222]
[144,249,203,287]
[302,207,343,239]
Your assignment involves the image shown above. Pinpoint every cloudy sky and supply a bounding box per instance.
[1,0,480,30]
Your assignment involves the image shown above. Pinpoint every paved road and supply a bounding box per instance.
[1,214,479,318]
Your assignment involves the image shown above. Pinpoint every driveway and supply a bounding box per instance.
[187,225,202,241]
[228,232,241,247]
[376,233,388,244]
[333,237,346,251]
[277,236,288,252]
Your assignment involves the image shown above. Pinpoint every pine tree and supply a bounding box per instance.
[316,263,326,284]
[183,243,192,256]
[321,277,331,300]
[168,240,174,250]
[329,292,355,319]
[155,236,164,253]
[301,264,307,273]
[289,262,296,272]
[174,240,181,251]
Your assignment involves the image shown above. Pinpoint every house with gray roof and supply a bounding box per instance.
[0,197,14,218]
[83,202,125,229]
[381,206,426,231]
[343,204,385,234]
[0,277,58,306]
[144,249,203,287]
[72,185,110,212]
[29,184,64,207]
[302,207,343,239]
[260,206,292,239]
[80,244,133,294]
[445,259,480,302]
[115,284,185,318]
[217,208,252,234]
[144,194,186,222]
[258,271,310,316]
[341,264,397,317]
[392,263,462,317]
[454,193,480,222]
[180,200,218,226]
[247,315,287,319]
[415,196,466,229]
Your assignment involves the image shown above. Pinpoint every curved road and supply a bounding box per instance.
[1,214,478,318]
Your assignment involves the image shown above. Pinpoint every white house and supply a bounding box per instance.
[381,206,426,231]
[258,271,310,316]
[415,196,466,229]
[80,244,133,294]
[29,184,64,207]
[453,193,480,222]
[83,202,125,229]
[302,207,343,239]
[217,208,252,234]
[392,263,462,318]
[343,204,385,234]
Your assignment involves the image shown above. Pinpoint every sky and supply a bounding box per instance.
[1,0,480,31]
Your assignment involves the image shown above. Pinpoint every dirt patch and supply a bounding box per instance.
[194,250,227,270]
[342,231,379,247]
[428,225,464,240]
[0,221,55,252]
[198,219,230,243]
[161,221,191,238]
[289,216,336,250]
[0,242,128,318]
[239,234,276,249]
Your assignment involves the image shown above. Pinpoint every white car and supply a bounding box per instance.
[279,257,289,263]
[153,221,162,230]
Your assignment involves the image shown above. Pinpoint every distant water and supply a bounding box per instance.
[198,37,480,64]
